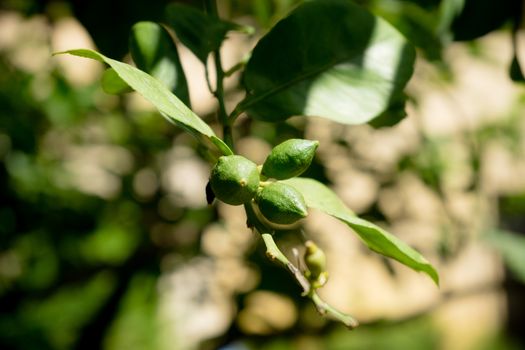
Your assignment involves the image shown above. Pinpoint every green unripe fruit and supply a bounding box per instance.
[255,182,308,225]
[209,155,260,205]
[261,139,319,180]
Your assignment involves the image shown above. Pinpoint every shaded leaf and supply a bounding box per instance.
[165,3,244,63]
[371,0,443,61]
[101,68,132,95]
[54,49,232,156]
[368,97,408,128]
[509,13,525,83]
[283,177,439,285]
[237,0,416,126]
[510,55,525,83]
[129,21,190,106]
[450,0,515,41]
[436,0,465,38]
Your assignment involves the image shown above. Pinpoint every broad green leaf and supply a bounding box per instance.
[236,0,416,126]
[283,177,439,285]
[129,21,190,106]
[101,68,132,94]
[484,229,525,283]
[55,49,232,156]
[165,3,247,63]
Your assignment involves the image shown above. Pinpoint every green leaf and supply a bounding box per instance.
[101,68,132,95]
[450,0,515,41]
[165,3,243,63]
[282,177,355,218]
[509,18,525,83]
[236,0,416,126]
[368,97,408,128]
[129,21,190,106]
[510,54,525,83]
[283,177,439,285]
[370,0,444,61]
[54,49,232,156]
[436,0,465,38]
[484,229,525,283]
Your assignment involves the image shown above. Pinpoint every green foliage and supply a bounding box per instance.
[284,177,439,285]
[80,224,140,265]
[484,229,525,284]
[101,68,133,95]
[164,3,246,63]
[103,274,159,350]
[57,19,437,290]
[236,0,416,125]
[129,21,190,105]
[369,0,443,61]
[449,0,516,41]
[509,55,525,83]
[20,272,116,349]
[12,0,525,347]
[55,49,232,157]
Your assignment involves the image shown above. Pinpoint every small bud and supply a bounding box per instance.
[262,139,319,180]
[255,182,308,225]
[209,155,260,205]
[304,240,328,289]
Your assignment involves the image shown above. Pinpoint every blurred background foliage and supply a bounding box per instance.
[1,0,525,349]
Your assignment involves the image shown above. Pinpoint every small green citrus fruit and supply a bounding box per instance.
[210,155,259,205]
[261,139,319,180]
[255,182,308,225]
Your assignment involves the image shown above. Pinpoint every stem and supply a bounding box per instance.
[260,232,312,294]
[204,64,214,95]
[260,232,288,264]
[229,105,243,124]
[205,0,234,150]
[224,61,245,77]
[224,53,251,77]
[310,291,359,329]
[244,202,359,329]
[245,202,310,293]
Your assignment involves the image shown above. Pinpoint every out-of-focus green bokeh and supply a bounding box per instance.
[1,1,525,350]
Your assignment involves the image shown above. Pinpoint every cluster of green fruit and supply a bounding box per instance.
[208,139,319,227]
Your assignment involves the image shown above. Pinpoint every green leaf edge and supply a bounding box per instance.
[165,3,250,64]
[53,49,233,156]
[129,21,192,107]
[283,177,439,285]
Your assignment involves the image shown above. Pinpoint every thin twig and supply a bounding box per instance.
[205,0,234,150]
[244,202,359,329]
